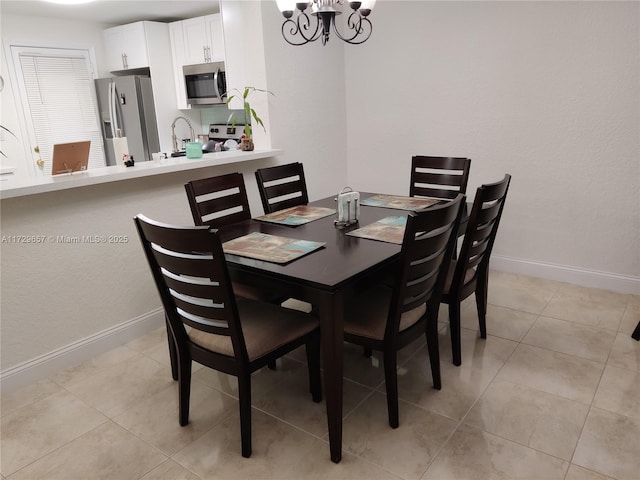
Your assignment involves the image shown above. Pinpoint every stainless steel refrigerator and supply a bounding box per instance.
[95,75,160,165]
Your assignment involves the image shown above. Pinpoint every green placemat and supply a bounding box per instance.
[361,194,439,211]
[223,232,325,264]
[255,205,336,226]
[346,216,407,244]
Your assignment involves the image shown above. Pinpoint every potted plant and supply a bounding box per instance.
[226,86,273,151]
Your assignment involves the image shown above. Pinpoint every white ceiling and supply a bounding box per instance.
[1,0,220,25]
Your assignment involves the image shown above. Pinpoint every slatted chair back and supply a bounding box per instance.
[386,194,465,340]
[185,173,252,228]
[255,162,309,213]
[410,155,471,200]
[451,174,511,300]
[134,215,248,363]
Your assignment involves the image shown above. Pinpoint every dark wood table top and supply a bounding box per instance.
[219,194,404,291]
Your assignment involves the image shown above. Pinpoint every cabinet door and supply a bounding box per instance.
[103,23,149,71]
[121,23,149,69]
[205,14,225,62]
[182,17,208,64]
[103,26,127,71]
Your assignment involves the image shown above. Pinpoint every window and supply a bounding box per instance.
[10,45,105,175]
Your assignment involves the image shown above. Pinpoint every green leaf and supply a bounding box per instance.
[225,86,274,137]
[250,108,266,132]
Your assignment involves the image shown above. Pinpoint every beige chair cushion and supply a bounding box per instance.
[444,260,476,293]
[187,298,318,361]
[344,286,426,341]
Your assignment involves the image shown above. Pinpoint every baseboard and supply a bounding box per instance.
[491,255,640,295]
[0,308,165,392]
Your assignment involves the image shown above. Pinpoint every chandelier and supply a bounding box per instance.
[276,0,376,46]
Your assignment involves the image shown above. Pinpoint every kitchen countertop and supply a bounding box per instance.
[0,149,283,199]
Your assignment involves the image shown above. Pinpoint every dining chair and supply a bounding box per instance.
[441,174,511,366]
[343,194,464,428]
[134,214,322,458]
[255,162,309,214]
[184,173,288,374]
[410,155,472,200]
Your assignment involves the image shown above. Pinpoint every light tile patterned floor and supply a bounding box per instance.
[2,272,639,479]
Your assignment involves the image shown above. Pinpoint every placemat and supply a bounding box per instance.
[346,216,407,244]
[360,194,439,211]
[255,205,336,226]
[223,232,325,264]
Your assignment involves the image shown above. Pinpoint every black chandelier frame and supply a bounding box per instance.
[281,1,373,46]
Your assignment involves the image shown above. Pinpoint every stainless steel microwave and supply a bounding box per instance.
[183,62,227,106]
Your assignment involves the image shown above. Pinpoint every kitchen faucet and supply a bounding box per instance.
[170,115,195,153]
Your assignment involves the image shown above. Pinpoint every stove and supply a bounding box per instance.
[204,124,244,152]
[171,124,245,157]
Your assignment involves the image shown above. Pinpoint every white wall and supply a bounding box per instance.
[345,1,640,286]
[0,161,272,372]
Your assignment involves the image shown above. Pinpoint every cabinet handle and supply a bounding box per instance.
[123,53,128,69]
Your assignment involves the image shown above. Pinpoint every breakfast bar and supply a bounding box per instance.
[0,149,283,199]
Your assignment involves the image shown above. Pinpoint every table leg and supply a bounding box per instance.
[318,290,344,463]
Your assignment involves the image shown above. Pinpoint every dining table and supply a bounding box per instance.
[218,191,470,462]
[218,192,418,463]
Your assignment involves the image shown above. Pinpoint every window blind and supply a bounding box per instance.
[17,49,105,175]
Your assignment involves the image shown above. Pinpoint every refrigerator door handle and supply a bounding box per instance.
[110,81,120,135]
[108,81,115,138]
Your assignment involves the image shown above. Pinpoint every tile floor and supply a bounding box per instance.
[2,272,639,479]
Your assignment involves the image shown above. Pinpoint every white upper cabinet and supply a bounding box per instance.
[182,14,225,65]
[169,13,225,109]
[103,22,150,71]
[205,14,225,62]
